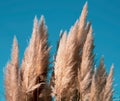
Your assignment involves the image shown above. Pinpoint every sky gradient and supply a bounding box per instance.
[0,0,120,100]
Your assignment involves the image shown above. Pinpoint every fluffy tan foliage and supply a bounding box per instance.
[5,37,20,101]
[4,2,113,101]
[53,27,79,100]
[20,16,51,101]
[78,26,94,101]
[103,65,114,101]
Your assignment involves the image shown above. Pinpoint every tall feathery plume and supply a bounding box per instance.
[96,58,107,101]
[50,31,63,95]
[77,3,91,65]
[77,2,91,57]
[21,16,51,101]
[53,32,67,100]
[34,16,51,101]
[66,22,80,100]
[5,37,19,101]
[54,19,80,100]
[77,2,89,47]
[78,26,94,101]
[103,65,114,101]
[36,15,50,81]
[90,58,107,101]
[20,17,39,101]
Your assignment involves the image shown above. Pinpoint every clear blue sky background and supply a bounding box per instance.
[0,0,120,100]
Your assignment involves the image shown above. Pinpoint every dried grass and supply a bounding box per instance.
[5,37,20,101]
[4,2,113,101]
[78,26,94,101]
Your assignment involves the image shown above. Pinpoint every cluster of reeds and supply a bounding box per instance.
[4,2,113,101]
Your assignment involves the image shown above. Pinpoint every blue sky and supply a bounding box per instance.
[0,0,120,100]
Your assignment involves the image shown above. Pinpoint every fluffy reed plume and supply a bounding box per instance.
[77,2,90,47]
[36,16,50,80]
[20,16,51,101]
[20,17,39,101]
[78,26,94,101]
[5,37,19,101]
[103,65,114,101]
[90,58,107,101]
[53,22,80,100]
[96,58,107,101]
[34,16,51,101]
[90,59,114,101]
